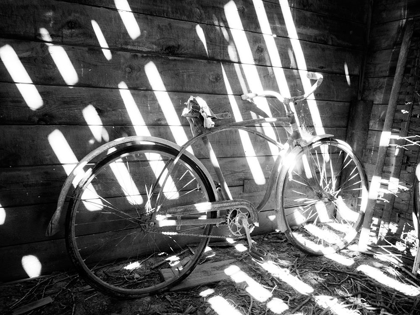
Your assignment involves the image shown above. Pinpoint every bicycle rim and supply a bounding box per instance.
[65,142,216,298]
[279,138,368,255]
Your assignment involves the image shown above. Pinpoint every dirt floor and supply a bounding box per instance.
[1,232,420,315]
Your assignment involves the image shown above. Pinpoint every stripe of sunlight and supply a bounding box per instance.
[82,104,143,206]
[48,129,103,211]
[0,203,5,225]
[252,0,300,128]
[224,1,279,157]
[39,28,78,86]
[144,62,193,153]
[82,105,110,143]
[357,264,420,297]
[195,23,265,192]
[207,295,243,315]
[91,20,112,60]
[195,16,266,185]
[278,0,325,135]
[260,260,314,295]
[221,65,266,185]
[118,81,179,199]
[114,0,141,40]
[315,295,361,315]
[224,265,289,314]
[0,45,43,110]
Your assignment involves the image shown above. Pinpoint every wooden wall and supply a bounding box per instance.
[362,0,420,239]
[0,0,367,281]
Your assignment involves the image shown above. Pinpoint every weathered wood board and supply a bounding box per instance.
[160,259,240,291]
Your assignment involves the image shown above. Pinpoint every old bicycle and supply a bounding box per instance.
[46,72,368,298]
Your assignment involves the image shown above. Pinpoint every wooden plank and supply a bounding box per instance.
[0,83,351,128]
[0,125,346,167]
[371,0,420,24]
[362,75,414,104]
[12,296,53,315]
[0,39,359,101]
[55,0,365,47]
[0,1,362,74]
[0,157,262,206]
[369,20,407,50]
[365,46,419,78]
[64,0,368,24]
[0,192,277,250]
[160,259,240,291]
[0,153,293,207]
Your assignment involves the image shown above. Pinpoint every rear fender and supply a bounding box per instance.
[45,136,216,236]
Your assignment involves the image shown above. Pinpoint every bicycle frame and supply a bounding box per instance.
[154,112,333,231]
[46,72,329,237]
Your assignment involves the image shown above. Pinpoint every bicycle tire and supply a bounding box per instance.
[278,138,368,255]
[65,141,216,298]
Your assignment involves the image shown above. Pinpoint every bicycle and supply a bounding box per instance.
[46,72,369,298]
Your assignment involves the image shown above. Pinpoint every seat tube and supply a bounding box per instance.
[201,136,233,201]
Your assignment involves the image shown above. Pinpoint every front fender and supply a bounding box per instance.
[299,134,334,147]
[45,136,216,236]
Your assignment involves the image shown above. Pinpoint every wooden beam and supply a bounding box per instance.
[359,19,414,251]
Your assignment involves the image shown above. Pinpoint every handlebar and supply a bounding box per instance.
[241,72,323,109]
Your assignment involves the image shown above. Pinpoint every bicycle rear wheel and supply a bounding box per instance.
[278,138,368,255]
[65,141,216,298]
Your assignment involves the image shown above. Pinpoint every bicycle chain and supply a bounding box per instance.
[148,228,244,240]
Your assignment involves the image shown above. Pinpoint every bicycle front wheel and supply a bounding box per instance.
[65,141,216,298]
[278,138,368,255]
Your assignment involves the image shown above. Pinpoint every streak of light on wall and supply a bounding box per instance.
[118,82,178,199]
[0,204,5,225]
[221,65,266,185]
[114,0,141,40]
[91,20,112,60]
[144,62,192,152]
[21,255,42,278]
[82,105,110,143]
[252,0,291,102]
[195,16,266,185]
[252,0,305,134]
[224,1,279,156]
[82,104,142,205]
[279,0,325,135]
[0,45,43,110]
[196,25,209,56]
[39,28,79,86]
[48,129,103,211]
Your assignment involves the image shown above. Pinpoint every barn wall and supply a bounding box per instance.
[0,0,367,281]
[361,0,420,239]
